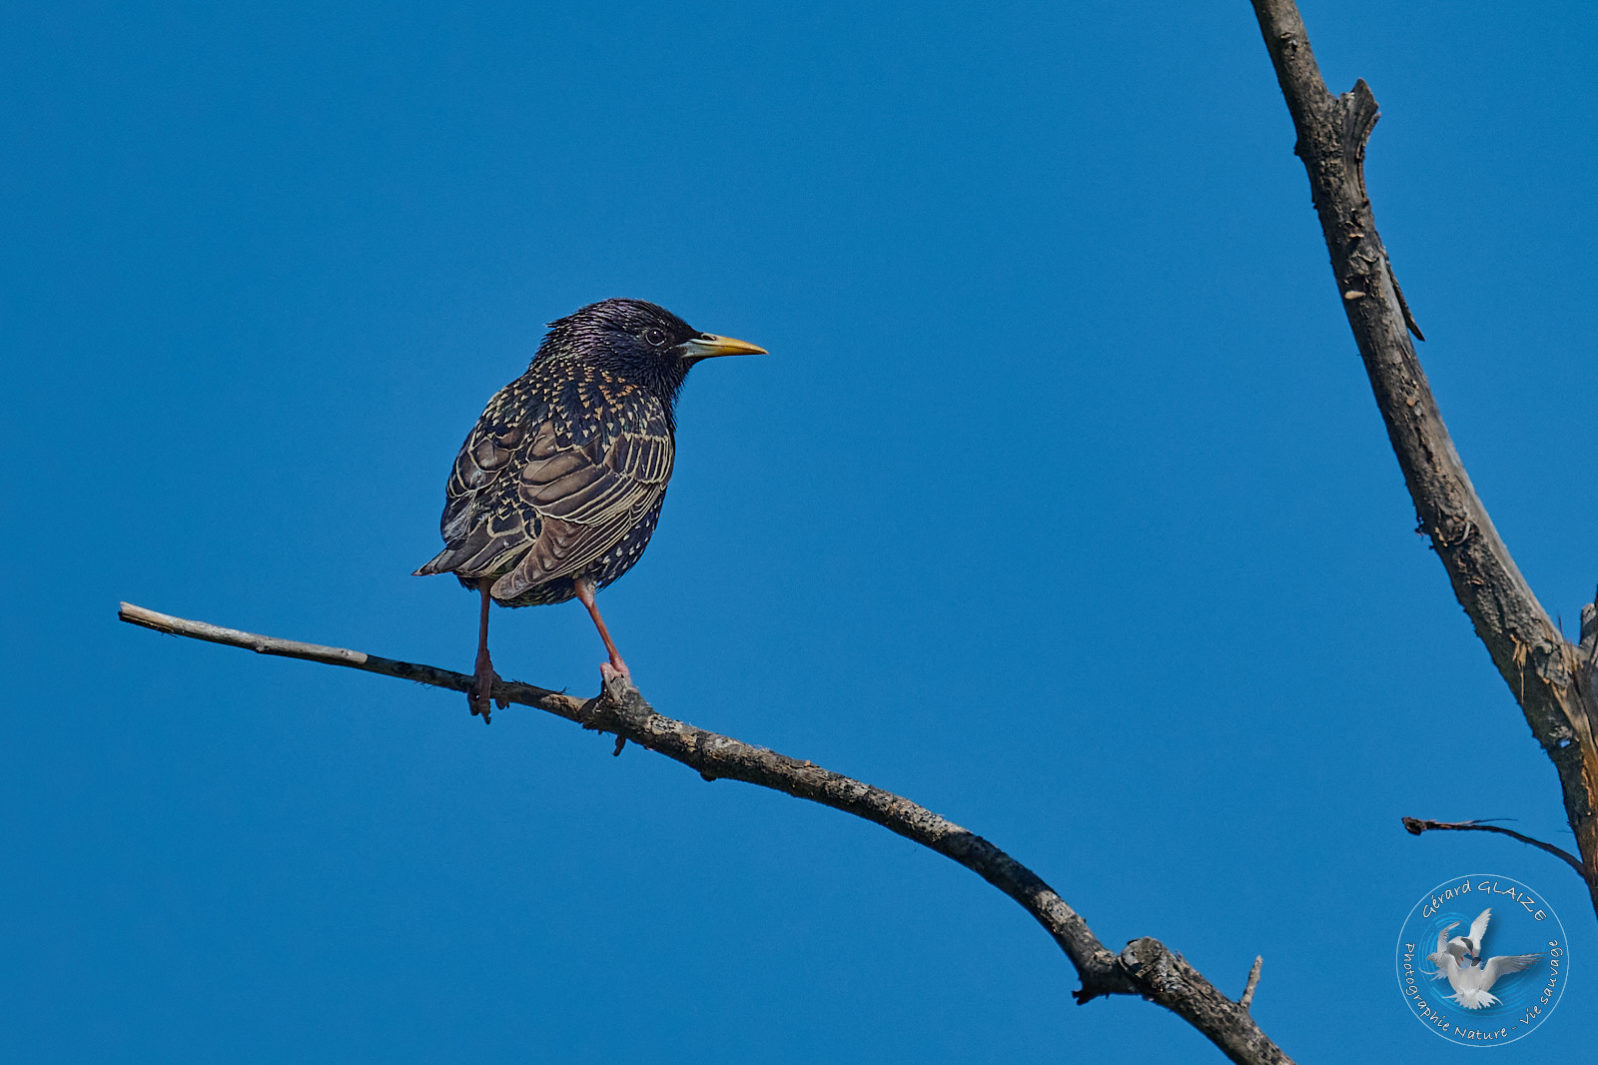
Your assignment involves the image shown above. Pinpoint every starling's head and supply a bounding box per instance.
[536,298,765,401]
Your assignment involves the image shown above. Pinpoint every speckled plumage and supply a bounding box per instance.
[415,298,764,719]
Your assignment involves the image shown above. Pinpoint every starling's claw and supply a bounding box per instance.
[575,577,632,684]
[468,666,501,723]
[463,583,503,723]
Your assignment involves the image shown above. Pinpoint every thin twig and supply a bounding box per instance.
[118,601,1292,1065]
[1240,956,1263,1011]
[1401,817,1585,878]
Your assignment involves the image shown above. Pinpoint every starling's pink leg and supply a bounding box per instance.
[469,583,505,723]
[574,577,630,679]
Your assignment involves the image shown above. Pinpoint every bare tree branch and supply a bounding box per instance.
[1240,956,1264,1012]
[118,601,1291,1065]
[1401,817,1585,878]
[1249,0,1598,916]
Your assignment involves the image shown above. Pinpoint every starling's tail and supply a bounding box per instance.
[412,549,454,577]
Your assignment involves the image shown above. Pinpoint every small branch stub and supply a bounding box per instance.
[1241,956,1264,1011]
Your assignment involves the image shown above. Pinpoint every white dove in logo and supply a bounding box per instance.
[1440,908,1492,965]
[1426,908,1542,1009]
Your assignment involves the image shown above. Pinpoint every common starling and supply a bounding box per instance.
[415,298,765,722]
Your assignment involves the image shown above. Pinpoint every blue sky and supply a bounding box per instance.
[5,2,1595,1061]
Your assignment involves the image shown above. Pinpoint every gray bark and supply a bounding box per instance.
[1249,0,1598,915]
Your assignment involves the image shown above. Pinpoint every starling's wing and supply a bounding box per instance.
[487,406,675,600]
[413,379,549,578]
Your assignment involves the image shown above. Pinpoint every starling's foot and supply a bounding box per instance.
[469,664,503,724]
[600,659,632,685]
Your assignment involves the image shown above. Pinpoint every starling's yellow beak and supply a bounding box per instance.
[681,333,768,360]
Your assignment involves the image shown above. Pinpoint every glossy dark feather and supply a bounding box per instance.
[415,360,674,606]
[416,297,764,719]
[416,297,762,611]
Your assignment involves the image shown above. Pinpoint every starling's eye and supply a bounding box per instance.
[643,327,668,347]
